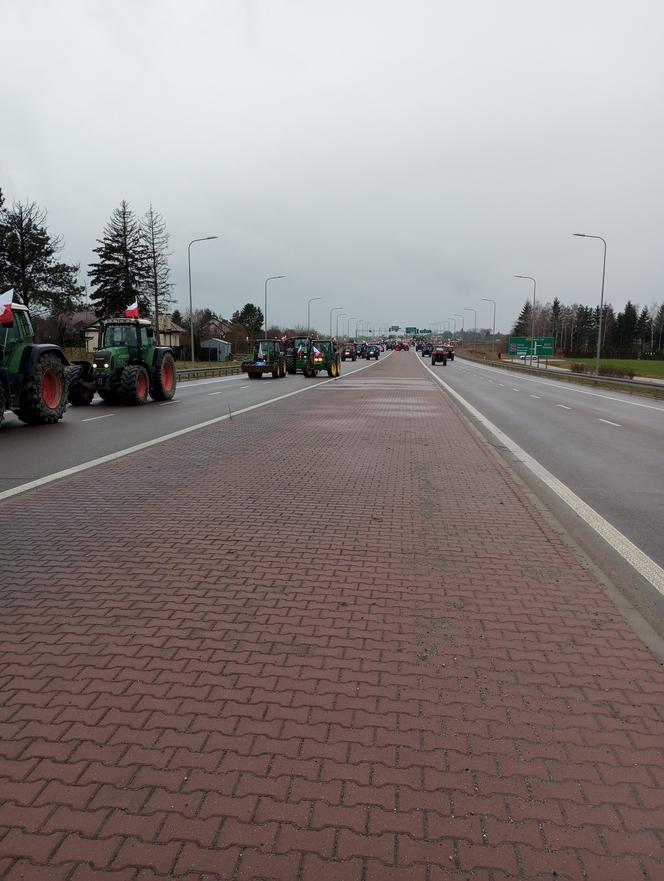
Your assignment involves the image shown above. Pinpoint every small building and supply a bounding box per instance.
[200,338,231,361]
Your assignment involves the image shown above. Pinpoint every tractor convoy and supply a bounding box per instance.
[1,289,415,431]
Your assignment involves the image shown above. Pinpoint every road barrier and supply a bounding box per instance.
[456,353,664,399]
[176,365,242,382]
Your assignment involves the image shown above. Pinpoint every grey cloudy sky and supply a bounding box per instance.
[2,0,662,332]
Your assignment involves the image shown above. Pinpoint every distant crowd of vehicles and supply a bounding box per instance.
[414,337,456,366]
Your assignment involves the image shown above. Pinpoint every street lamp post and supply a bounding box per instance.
[514,275,537,366]
[482,298,497,356]
[454,314,464,346]
[345,317,357,338]
[574,233,607,377]
[188,235,218,369]
[449,317,457,333]
[264,276,285,340]
[330,306,343,337]
[307,297,322,334]
[336,312,346,338]
[464,307,477,348]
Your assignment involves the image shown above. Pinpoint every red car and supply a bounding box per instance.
[402,343,410,351]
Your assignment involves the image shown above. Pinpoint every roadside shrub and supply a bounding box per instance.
[569,362,587,373]
[598,365,635,379]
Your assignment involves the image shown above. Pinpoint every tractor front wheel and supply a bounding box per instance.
[68,365,94,406]
[15,353,68,425]
[150,353,176,401]
[121,365,150,405]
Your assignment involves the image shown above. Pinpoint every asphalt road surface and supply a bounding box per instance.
[0,355,384,492]
[421,353,664,582]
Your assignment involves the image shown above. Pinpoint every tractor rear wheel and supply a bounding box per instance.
[121,365,149,405]
[279,361,286,377]
[150,353,176,401]
[272,366,279,378]
[0,384,5,429]
[68,365,94,406]
[15,352,68,425]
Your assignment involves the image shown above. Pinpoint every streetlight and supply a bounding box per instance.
[454,314,464,345]
[264,276,285,340]
[330,306,343,337]
[307,297,322,334]
[345,317,358,338]
[336,312,346,338]
[449,317,457,333]
[482,298,497,356]
[464,307,477,348]
[574,233,607,377]
[188,235,218,369]
[514,275,537,366]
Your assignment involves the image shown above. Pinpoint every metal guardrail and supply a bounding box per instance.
[176,366,242,381]
[456,354,664,398]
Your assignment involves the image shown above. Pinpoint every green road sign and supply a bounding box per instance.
[508,336,527,355]
[509,335,554,357]
[419,329,432,334]
[405,326,418,334]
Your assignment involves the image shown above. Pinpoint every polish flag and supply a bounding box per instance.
[0,289,14,325]
[125,301,139,318]
[313,345,322,356]
[257,343,264,360]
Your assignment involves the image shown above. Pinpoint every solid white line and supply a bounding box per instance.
[81,414,115,423]
[598,418,621,427]
[456,357,664,412]
[418,357,664,598]
[556,404,572,410]
[0,355,386,502]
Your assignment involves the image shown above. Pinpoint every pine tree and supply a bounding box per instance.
[512,300,532,336]
[654,302,664,352]
[88,201,150,317]
[0,198,83,313]
[551,297,561,347]
[171,308,183,327]
[142,204,172,341]
[636,306,650,353]
[231,303,264,337]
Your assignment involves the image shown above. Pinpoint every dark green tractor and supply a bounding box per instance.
[0,298,69,428]
[241,339,287,379]
[285,336,311,375]
[68,318,176,406]
[301,338,341,378]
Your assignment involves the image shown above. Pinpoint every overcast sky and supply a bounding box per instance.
[2,0,662,332]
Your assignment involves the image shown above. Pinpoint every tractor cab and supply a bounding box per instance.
[96,319,155,370]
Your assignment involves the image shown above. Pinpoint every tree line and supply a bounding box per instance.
[513,296,664,358]
[0,187,172,322]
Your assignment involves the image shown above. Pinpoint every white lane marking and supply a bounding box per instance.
[512,388,520,392]
[0,355,386,502]
[81,414,115,423]
[529,395,541,399]
[456,357,664,412]
[177,375,244,390]
[598,418,622,427]
[498,383,505,387]
[159,400,178,405]
[208,391,225,396]
[556,404,572,410]
[419,357,664,598]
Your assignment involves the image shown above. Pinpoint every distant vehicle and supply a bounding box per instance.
[421,344,432,357]
[365,344,380,360]
[401,342,410,351]
[519,353,539,361]
[431,345,449,366]
[341,343,357,362]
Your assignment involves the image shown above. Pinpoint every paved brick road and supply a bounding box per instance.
[1,353,662,881]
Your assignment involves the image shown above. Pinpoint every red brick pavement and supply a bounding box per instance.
[1,352,662,881]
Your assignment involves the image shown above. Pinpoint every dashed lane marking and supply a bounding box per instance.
[556,404,572,410]
[419,356,664,598]
[598,418,622,427]
[81,414,115,423]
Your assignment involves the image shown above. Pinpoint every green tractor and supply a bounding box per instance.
[299,338,341,378]
[0,295,69,428]
[68,318,176,406]
[241,339,287,379]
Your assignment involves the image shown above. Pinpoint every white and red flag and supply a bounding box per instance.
[0,289,14,325]
[125,301,139,318]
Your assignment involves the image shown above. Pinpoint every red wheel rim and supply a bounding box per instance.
[162,360,174,391]
[137,372,148,399]
[42,368,62,409]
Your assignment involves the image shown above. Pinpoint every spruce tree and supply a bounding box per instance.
[88,201,150,317]
[654,302,664,352]
[231,303,264,337]
[0,198,83,313]
[512,300,532,336]
[142,204,172,340]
